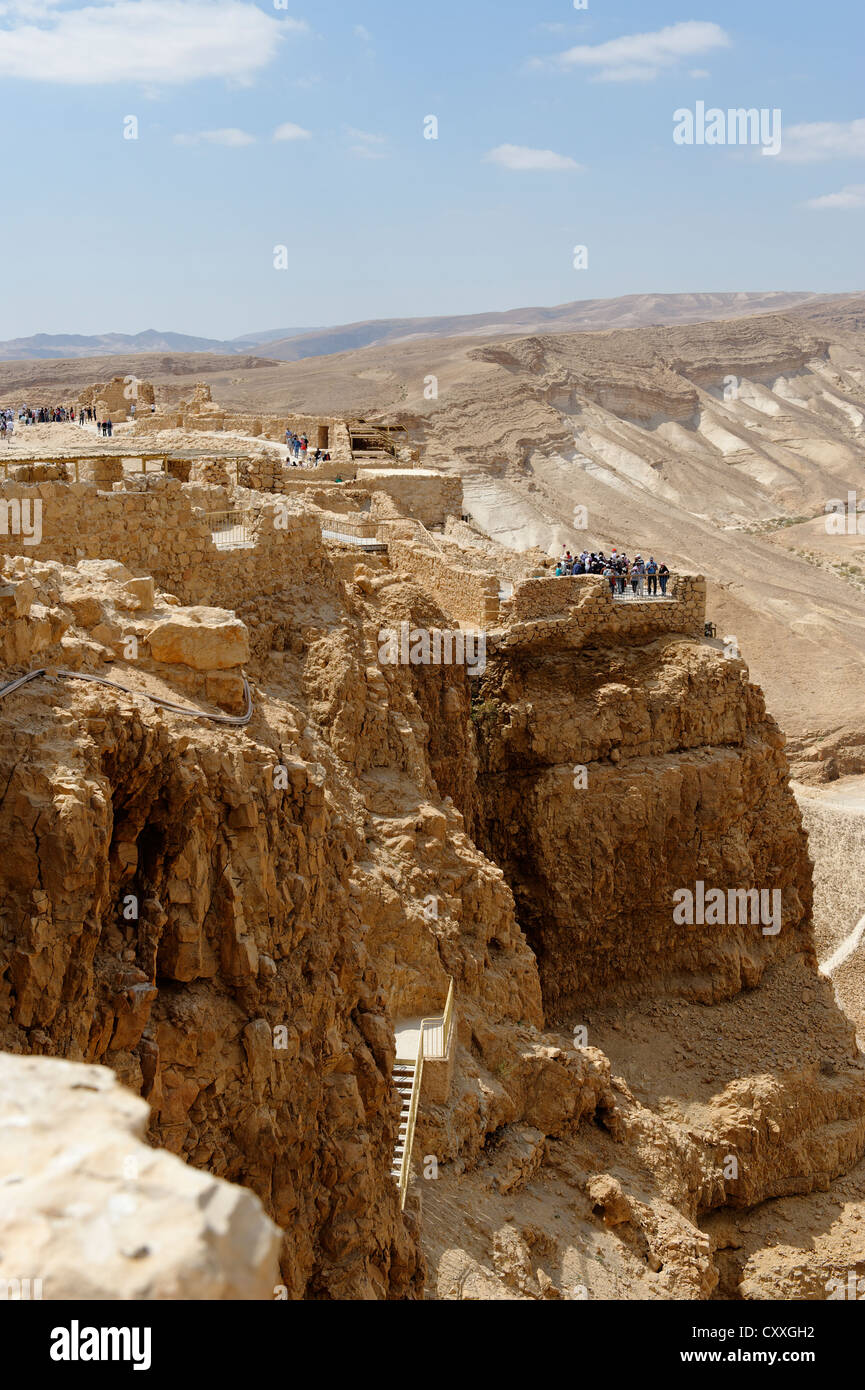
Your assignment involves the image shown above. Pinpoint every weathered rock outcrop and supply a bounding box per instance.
[472,629,812,1013]
[0,1052,281,1300]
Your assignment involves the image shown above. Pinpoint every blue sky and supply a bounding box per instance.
[0,0,863,338]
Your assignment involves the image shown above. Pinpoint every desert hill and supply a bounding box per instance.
[0,290,834,364]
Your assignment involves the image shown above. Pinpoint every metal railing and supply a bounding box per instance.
[611,577,676,601]
[396,978,455,1210]
[398,1031,425,1211]
[375,516,447,556]
[206,509,254,549]
[319,517,378,540]
[548,571,680,601]
[319,517,387,550]
[440,977,456,1055]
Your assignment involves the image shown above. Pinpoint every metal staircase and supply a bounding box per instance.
[391,980,455,1209]
[390,1060,420,1202]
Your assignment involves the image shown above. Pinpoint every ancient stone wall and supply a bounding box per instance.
[387,540,500,628]
[132,404,353,464]
[500,573,706,642]
[258,416,353,458]
[79,376,156,423]
[0,477,322,611]
[355,470,463,526]
[238,459,357,491]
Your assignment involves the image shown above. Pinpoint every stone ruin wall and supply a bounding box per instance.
[0,477,321,611]
[237,457,354,491]
[78,377,156,423]
[387,540,501,628]
[355,470,463,528]
[384,547,706,642]
[131,395,353,462]
[500,573,707,643]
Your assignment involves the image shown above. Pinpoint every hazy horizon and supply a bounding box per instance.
[2,287,861,351]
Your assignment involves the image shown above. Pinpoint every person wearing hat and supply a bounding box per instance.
[631,555,645,596]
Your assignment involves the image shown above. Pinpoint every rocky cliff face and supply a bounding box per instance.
[472,628,812,1014]
[0,543,606,1297]
[421,615,865,1299]
[2,530,864,1301]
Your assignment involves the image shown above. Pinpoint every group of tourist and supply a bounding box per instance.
[10,404,77,426]
[286,448,331,468]
[95,419,114,437]
[285,429,331,468]
[0,403,112,432]
[285,429,308,460]
[1,408,15,442]
[554,548,671,597]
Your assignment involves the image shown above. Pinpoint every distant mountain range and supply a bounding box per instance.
[0,292,850,365]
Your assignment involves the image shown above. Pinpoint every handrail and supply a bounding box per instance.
[396,977,455,1209]
[376,516,447,557]
[318,517,378,540]
[545,570,682,599]
[441,976,455,1053]
[205,508,255,549]
[398,1029,425,1210]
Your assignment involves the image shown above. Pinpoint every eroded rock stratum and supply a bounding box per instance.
[1,433,863,1302]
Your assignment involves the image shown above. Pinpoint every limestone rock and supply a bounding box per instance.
[0,1053,282,1300]
[147,606,249,671]
[586,1174,633,1226]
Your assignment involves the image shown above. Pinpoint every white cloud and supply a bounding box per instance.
[346,127,386,144]
[547,20,731,82]
[346,126,387,158]
[805,184,865,210]
[779,118,865,163]
[595,65,657,83]
[353,23,370,42]
[174,127,255,146]
[0,1,306,85]
[485,144,583,171]
[273,122,311,141]
[690,68,710,78]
